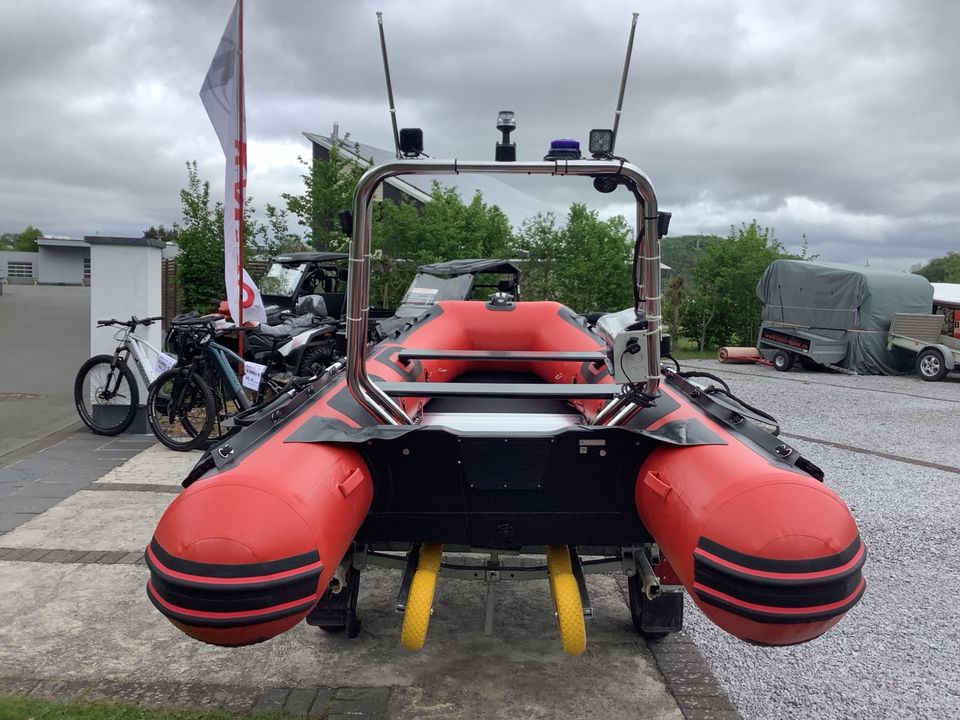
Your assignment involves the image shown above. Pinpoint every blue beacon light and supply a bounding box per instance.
[544,139,582,161]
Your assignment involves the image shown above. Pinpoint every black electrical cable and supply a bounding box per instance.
[618,347,659,408]
[674,369,780,435]
[677,370,731,393]
[708,388,781,436]
[661,354,681,373]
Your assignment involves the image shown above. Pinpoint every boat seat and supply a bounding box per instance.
[397,349,607,363]
[376,382,619,399]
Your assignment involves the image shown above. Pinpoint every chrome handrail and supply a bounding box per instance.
[346,159,661,425]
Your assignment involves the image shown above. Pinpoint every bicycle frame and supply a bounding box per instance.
[114,327,167,388]
[204,340,253,412]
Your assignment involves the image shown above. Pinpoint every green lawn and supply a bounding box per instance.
[0,696,292,720]
[669,338,718,361]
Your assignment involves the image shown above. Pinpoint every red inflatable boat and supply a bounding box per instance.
[146,151,864,655]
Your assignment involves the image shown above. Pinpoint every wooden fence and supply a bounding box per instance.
[161,258,181,333]
[161,258,269,332]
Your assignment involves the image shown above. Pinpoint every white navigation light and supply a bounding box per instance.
[495,110,517,161]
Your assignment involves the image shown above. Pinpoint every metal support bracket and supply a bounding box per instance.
[569,547,593,619]
[395,544,421,613]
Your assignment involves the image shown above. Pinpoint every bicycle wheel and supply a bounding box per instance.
[74,354,139,436]
[147,369,215,451]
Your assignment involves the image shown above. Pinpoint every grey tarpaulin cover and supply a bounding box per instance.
[756,260,933,374]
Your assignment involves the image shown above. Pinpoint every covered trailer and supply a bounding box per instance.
[756,260,933,374]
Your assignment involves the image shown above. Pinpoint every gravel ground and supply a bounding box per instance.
[676,360,960,720]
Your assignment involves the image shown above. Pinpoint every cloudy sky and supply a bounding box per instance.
[2,0,957,270]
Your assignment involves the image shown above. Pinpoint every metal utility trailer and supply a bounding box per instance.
[756,260,934,375]
[757,324,848,372]
[887,313,960,382]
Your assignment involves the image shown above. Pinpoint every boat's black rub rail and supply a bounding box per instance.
[692,535,866,624]
[144,540,324,628]
[663,371,825,481]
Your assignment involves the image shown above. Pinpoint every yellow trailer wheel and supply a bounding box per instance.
[400,543,443,651]
[553,574,587,656]
[546,545,586,656]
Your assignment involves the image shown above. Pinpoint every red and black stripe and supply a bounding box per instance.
[145,538,324,628]
[693,534,866,624]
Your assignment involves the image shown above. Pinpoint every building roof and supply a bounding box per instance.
[304,132,544,227]
[37,236,86,248]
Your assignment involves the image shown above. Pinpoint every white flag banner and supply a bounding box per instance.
[200,0,267,325]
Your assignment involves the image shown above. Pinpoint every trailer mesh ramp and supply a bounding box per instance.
[890,314,945,343]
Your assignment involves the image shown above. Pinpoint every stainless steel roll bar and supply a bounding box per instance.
[346,159,662,425]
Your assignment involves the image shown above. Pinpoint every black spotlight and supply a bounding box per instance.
[495,110,516,162]
[589,129,615,158]
[399,128,424,157]
[593,176,619,193]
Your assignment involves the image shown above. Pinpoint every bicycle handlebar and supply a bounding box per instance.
[96,315,164,328]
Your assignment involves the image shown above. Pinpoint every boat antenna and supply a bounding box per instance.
[376,11,402,158]
[611,12,639,154]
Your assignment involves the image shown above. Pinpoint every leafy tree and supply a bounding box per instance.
[174,162,224,311]
[371,184,514,307]
[514,212,566,302]
[262,204,307,255]
[912,252,960,283]
[663,274,687,338]
[14,225,42,252]
[172,162,277,311]
[516,204,633,312]
[143,225,178,243]
[0,232,18,250]
[661,234,722,284]
[282,143,367,252]
[681,221,800,350]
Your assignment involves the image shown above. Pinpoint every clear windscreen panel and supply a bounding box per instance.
[400,273,474,306]
[258,263,304,297]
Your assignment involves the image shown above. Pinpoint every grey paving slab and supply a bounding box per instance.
[0,514,36,533]
[253,687,291,713]
[0,677,39,695]
[284,687,320,715]
[17,548,52,562]
[0,562,682,720]
[1,496,62,514]
[217,685,262,712]
[1,430,156,540]
[0,490,172,552]
[94,444,199,487]
[27,678,91,701]
[7,482,85,499]
[138,683,176,708]
[334,686,391,714]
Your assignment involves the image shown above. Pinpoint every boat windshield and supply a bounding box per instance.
[259,263,304,297]
[400,273,474,306]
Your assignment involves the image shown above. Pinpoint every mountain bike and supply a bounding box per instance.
[74,316,169,435]
[146,317,285,451]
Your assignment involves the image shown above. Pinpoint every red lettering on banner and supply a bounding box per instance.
[233,139,247,221]
[241,282,255,308]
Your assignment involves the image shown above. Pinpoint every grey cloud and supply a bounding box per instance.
[0,0,957,271]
